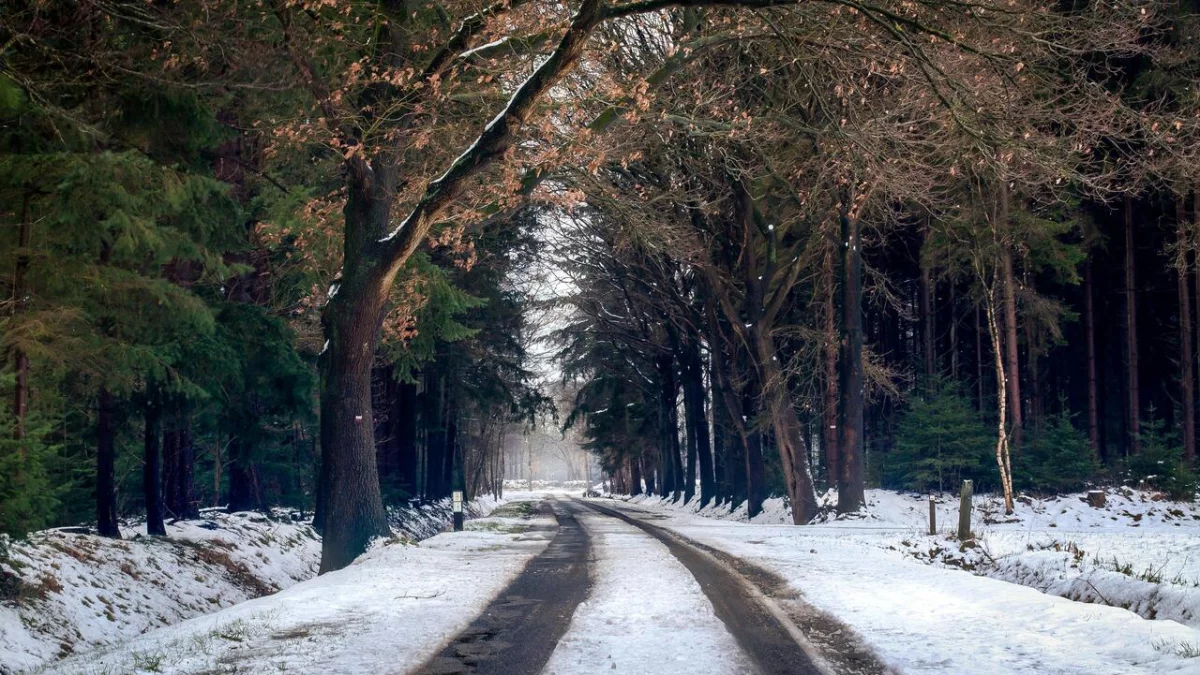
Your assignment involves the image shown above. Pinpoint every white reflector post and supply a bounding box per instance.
[452,490,464,513]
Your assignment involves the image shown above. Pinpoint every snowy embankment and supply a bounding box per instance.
[35,501,549,675]
[1,497,502,674]
[616,488,1200,674]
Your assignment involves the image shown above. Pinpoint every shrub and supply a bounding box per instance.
[888,384,995,492]
[1017,409,1098,494]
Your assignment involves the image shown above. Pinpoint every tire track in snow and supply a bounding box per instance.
[579,500,859,675]
[541,502,756,675]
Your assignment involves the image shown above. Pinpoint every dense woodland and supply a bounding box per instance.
[2,0,1200,572]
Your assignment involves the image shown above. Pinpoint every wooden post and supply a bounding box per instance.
[929,495,937,535]
[957,480,973,541]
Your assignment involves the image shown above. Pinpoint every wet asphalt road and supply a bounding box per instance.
[412,498,829,675]
[413,500,591,675]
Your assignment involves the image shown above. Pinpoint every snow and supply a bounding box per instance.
[34,504,552,675]
[460,37,510,58]
[3,498,506,674]
[1,510,320,674]
[603,489,1200,674]
[542,510,753,674]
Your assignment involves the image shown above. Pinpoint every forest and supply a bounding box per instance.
[2,0,1200,578]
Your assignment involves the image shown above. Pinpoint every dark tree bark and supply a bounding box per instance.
[1123,195,1141,455]
[423,369,448,501]
[837,200,866,514]
[162,426,180,517]
[395,380,419,499]
[227,438,264,512]
[1084,257,1101,459]
[822,238,840,490]
[11,192,32,442]
[975,305,985,411]
[656,353,682,500]
[999,188,1022,449]
[681,340,715,506]
[743,382,766,519]
[629,456,643,497]
[920,236,935,383]
[949,282,959,380]
[143,400,166,536]
[1178,198,1196,466]
[96,387,120,538]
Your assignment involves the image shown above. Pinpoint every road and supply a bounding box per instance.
[414,498,888,675]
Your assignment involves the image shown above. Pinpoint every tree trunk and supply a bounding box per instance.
[822,240,840,491]
[423,369,447,501]
[1124,195,1141,455]
[975,305,985,411]
[681,341,714,506]
[949,282,959,379]
[983,285,1016,514]
[178,419,196,519]
[394,380,419,499]
[754,327,820,523]
[1084,257,1101,459]
[741,371,766,518]
[11,192,32,442]
[629,455,643,497]
[1179,199,1196,466]
[227,438,264,512]
[837,206,866,514]
[96,387,120,538]
[162,426,180,518]
[920,251,935,383]
[1000,195,1022,449]
[143,399,166,536]
[656,353,682,501]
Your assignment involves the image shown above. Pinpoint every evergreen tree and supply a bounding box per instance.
[887,384,995,493]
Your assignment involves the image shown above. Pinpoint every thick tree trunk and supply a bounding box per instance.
[1178,199,1196,466]
[755,327,820,523]
[837,208,866,514]
[318,265,392,572]
[143,400,166,536]
[96,387,120,538]
[1084,258,1101,459]
[1123,195,1141,455]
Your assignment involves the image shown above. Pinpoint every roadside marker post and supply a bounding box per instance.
[957,480,973,542]
[452,490,464,532]
[928,495,936,535]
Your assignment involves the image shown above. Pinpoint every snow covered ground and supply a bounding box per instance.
[1,497,503,674]
[543,509,754,675]
[32,501,549,675]
[613,489,1200,674]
